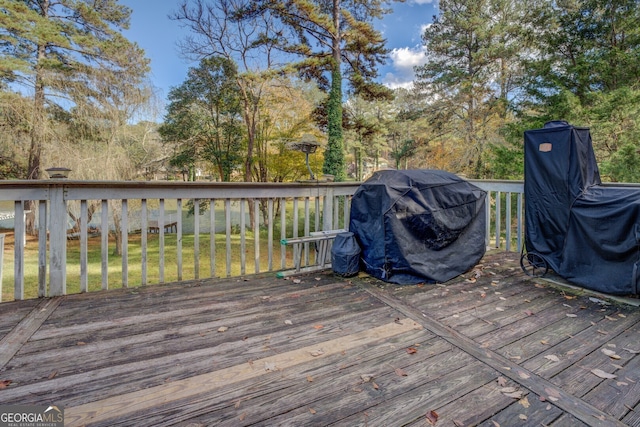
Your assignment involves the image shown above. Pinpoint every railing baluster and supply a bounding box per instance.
[240,198,246,275]
[141,199,148,285]
[517,192,523,251]
[177,198,183,281]
[225,198,231,277]
[194,198,200,279]
[495,191,502,249]
[14,201,24,300]
[505,192,512,252]
[209,198,216,278]
[159,199,165,283]
[280,198,286,270]
[80,199,88,292]
[484,192,491,248]
[304,197,310,266]
[38,200,47,297]
[101,200,108,290]
[268,198,274,271]
[122,199,128,288]
[293,198,299,268]
[254,199,259,274]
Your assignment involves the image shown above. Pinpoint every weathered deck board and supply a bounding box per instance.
[0,251,639,426]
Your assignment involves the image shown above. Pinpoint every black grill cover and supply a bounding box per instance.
[524,121,640,295]
[349,169,487,284]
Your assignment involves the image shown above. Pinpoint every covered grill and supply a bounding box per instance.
[349,169,487,284]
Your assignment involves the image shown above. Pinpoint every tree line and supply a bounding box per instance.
[1,0,639,186]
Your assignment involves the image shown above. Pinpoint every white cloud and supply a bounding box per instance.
[382,45,429,89]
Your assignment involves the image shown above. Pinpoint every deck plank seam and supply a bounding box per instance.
[0,296,64,370]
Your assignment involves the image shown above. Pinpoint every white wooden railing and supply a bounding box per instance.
[0,179,524,302]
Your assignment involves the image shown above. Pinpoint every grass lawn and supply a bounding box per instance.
[1,231,295,301]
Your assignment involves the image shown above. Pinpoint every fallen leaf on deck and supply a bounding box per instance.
[372,381,380,390]
[48,371,58,380]
[496,307,505,312]
[497,376,507,387]
[313,324,324,329]
[618,313,626,318]
[309,408,316,414]
[361,374,374,383]
[499,386,518,393]
[616,381,628,386]
[545,387,561,402]
[623,348,640,354]
[499,296,507,301]
[519,396,530,408]
[307,375,314,382]
[234,399,242,409]
[0,380,12,389]
[540,340,549,345]
[601,348,621,359]
[395,367,408,377]
[589,297,609,305]
[293,279,301,284]
[562,303,572,308]
[491,421,500,427]
[524,310,535,316]
[518,371,530,379]
[239,412,247,421]
[218,326,229,332]
[406,347,418,354]
[591,368,616,379]
[310,349,324,357]
[519,414,528,421]
[77,341,86,346]
[425,410,439,425]
[544,355,560,362]
[284,319,293,325]
[566,313,577,318]
[503,390,525,399]
[605,315,617,321]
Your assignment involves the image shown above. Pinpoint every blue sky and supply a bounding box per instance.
[120,0,438,105]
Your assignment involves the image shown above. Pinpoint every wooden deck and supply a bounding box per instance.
[1,251,639,427]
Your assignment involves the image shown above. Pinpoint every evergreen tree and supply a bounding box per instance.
[246,0,395,181]
[0,0,150,180]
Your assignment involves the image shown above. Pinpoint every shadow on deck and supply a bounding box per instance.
[1,251,639,426]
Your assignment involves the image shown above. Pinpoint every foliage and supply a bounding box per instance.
[414,0,539,178]
[516,0,640,180]
[159,57,245,181]
[0,0,151,179]
[242,0,396,181]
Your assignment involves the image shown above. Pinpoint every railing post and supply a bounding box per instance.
[323,186,334,231]
[49,182,67,296]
